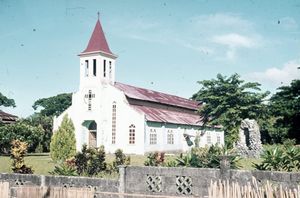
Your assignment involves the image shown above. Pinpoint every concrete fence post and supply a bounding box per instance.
[40,175,45,187]
[118,165,127,193]
[220,155,231,179]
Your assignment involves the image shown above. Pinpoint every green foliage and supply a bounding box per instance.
[11,140,34,174]
[34,143,43,153]
[112,149,130,171]
[0,121,43,153]
[253,144,300,172]
[175,152,199,167]
[49,158,77,176]
[172,145,240,169]
[74,144,107,176]
[258,115,289,144]
[269,80,300,143]
[144,152,165,166]
[23,113,53,152]
[32,93,72,116]
[192,73,269,148]
[50,115,76,161]
[0,92,16,107]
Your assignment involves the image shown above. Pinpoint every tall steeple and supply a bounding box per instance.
[79,17,117,89]
[81,19,114,56]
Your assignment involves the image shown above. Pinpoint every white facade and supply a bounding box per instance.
[53,19,224,154]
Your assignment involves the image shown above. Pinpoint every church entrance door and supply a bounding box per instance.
[89,131,97,148]
[82,120,97,148]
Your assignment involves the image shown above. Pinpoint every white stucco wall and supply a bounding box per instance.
[143,122,224,153]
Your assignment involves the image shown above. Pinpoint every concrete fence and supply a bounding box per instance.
[119,166,300,197]
[0,165,300,197]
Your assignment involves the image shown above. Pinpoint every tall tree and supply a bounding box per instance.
[192,73,269,147]
[50,114,76,161]
[269,80,300,143]
[23,113,53,152]
[32,93,72,117]
[0,92,16,107]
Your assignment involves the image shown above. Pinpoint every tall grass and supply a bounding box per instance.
[208,177,300,198]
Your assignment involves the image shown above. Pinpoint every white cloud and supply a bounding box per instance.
[211,33,261,61]
[191,13,254,33]
[212,33,257,48]
[175,39,214,55]
[247,60,300,87]
[111,12,263,59]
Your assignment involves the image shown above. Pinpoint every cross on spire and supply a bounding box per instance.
[97,11,100,20]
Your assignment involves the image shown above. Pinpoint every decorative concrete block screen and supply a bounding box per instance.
[146,175,162,192]
[120,166,221,197]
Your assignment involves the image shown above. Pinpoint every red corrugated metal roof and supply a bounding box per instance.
[132,105,203,126]
[81,19,113,55]
[114,82,200,110]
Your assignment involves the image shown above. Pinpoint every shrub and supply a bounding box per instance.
[50,114,76,161]
[254,145,300,172]
[0,121,43,153]
[49,158,77,176]
[112,149,130,171]
[173,145,240,169]
[11,140,34,174]
[74,144,107,176]
[144,152,165,166]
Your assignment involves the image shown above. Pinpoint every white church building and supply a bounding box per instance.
[53,19,224,154]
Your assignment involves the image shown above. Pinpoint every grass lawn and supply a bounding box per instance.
[0,153,261,176]
[0,154,56,175]
[238,157,262,170]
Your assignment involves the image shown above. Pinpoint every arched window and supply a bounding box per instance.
[112,102,116,144]
[149,128,157,145]
[167,130,174,144]
[129,124,135,144]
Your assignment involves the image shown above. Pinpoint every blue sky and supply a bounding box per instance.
[1,0,300,117]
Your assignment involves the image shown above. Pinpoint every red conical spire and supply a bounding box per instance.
[81,19,113,55]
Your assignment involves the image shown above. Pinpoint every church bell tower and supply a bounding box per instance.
[79,17,117,90]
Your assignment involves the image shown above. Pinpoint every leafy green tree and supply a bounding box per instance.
[50,114,76,161]
[32,93,72,117]
[192,73,269,147]
[0,121,43,153]
[269,80,300,143]
[23,113,53,152]
[0,92,16,107]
